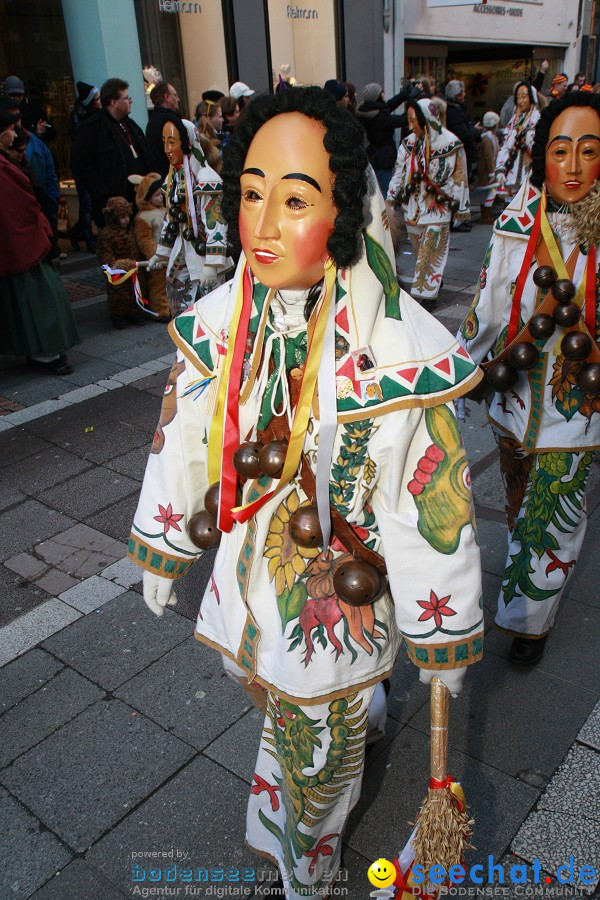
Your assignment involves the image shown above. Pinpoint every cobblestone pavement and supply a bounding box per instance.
[0,224,598,899]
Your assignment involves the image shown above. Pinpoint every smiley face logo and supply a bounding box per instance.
[367,858,396,888]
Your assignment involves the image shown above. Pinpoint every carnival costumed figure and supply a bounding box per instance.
[387,98,470,310]
[129,88,484,900]
[495,82,540,203]
[96,196,148,329]
[458,93,600,666]
[130,172,170,321]
[148,118,229,318]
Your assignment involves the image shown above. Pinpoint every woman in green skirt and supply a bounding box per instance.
[0,107,79,376]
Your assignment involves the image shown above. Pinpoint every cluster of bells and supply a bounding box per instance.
[166,201,206,255]
[187,439,384,608]
[486,266,600,396]
[395,171,460,212]
[504,130,526,173]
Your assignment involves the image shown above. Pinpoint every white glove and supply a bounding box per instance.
[148,253,168,271]
[495,170,506,188]
[143,570,178,617]
[419,667,466,698]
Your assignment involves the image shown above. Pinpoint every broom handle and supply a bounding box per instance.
[430,676,449,782]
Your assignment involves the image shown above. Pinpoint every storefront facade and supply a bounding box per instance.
[397,0,592,117]
[0,0,384,179]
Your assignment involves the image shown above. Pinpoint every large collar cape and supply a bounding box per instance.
[168,168,481,423]
[401,98,463,161]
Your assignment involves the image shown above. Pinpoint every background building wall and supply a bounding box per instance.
[343,0,384,94]
[61,0,148,126]
[176,4,229,116]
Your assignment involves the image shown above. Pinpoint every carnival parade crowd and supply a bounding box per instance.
[1,56,600,900]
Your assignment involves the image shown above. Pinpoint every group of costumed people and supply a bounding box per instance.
[126,84,600,896]
[129,87,484,899]
[459,91,600,665]
[386,98,470,310]
[98,118,230,325]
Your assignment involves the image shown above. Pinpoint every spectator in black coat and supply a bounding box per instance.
[357,80,422,195]
[72,77,149,228]
[145,81,182,178]
[444,80,481,176]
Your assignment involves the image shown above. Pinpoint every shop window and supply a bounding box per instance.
[0,0,74,178]
[267,0,337,90]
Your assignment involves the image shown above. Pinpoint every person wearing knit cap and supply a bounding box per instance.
[357,79,422,195]
[68,80,102,251]
[323,78,348,107]
[202,88,225,105]
[550,73,568,100]
[477,111,500,223]
[2,75,25,100]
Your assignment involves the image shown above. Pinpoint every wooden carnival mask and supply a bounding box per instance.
[545,105,600,206]
[238,112,337,290]
[162,120,184,167]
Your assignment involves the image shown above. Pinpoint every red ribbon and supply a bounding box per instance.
[217,264,253,533]
[429,775,455,790]
[506,200,542,346]
[585,246,597,337]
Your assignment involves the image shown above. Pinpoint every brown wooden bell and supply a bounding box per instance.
[553,303,581,328]
[204,482,221,518]
[486,361,518,391]
[532,266,556,289]
[577,363,600,395]
[233,442,262,478]
[509,342,539,371]
[551,279,576,304]
[289,504,323,549]
[529,313,555,340]
[188,510,221,550]
[259,440,288,478]
[561,331,592,361]
[448,199,460,212]
[425,183,438,195]
[333,559,382,607]
[405,182,416,196]
[412,171,423,184]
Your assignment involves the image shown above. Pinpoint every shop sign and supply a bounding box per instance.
[473,4,524,14]
[286,4,319,18]
[158,0,201,12]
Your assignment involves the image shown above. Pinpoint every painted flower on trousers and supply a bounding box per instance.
[417,589,456,628]
[264,490,320,596]
[154,502,184,534]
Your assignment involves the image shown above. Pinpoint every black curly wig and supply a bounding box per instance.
[221,86,368,269]
[530,92,600,189]
[513,81,535,106]
[406,99,427,131]
[166,118,192,156]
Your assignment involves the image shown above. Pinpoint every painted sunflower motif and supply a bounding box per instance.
[264,490,320,596]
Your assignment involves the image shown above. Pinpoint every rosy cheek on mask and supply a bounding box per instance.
[295,219,334,269]
[238,215,251,253]
[545,162,561,186]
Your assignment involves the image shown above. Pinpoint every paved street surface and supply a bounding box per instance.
[1,217,599,900]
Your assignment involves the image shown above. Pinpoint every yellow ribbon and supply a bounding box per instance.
[539,190,589,353]
[207,263,248,484]
[231,259,337,523]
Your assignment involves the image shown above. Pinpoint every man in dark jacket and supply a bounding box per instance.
[72,77,149,228]
[145,81,181,178]
[357,80,422,194]
[444,80,481,176]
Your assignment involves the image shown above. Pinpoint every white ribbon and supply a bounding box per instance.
[183,155,199,239]
[315,280,337,552]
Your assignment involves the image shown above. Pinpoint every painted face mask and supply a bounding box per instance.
[516,85,532,114]
[545,105,600,206]
[162,121,184,167]
[238,112,337,290]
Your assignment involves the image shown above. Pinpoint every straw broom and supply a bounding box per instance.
[410,677,474,878]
